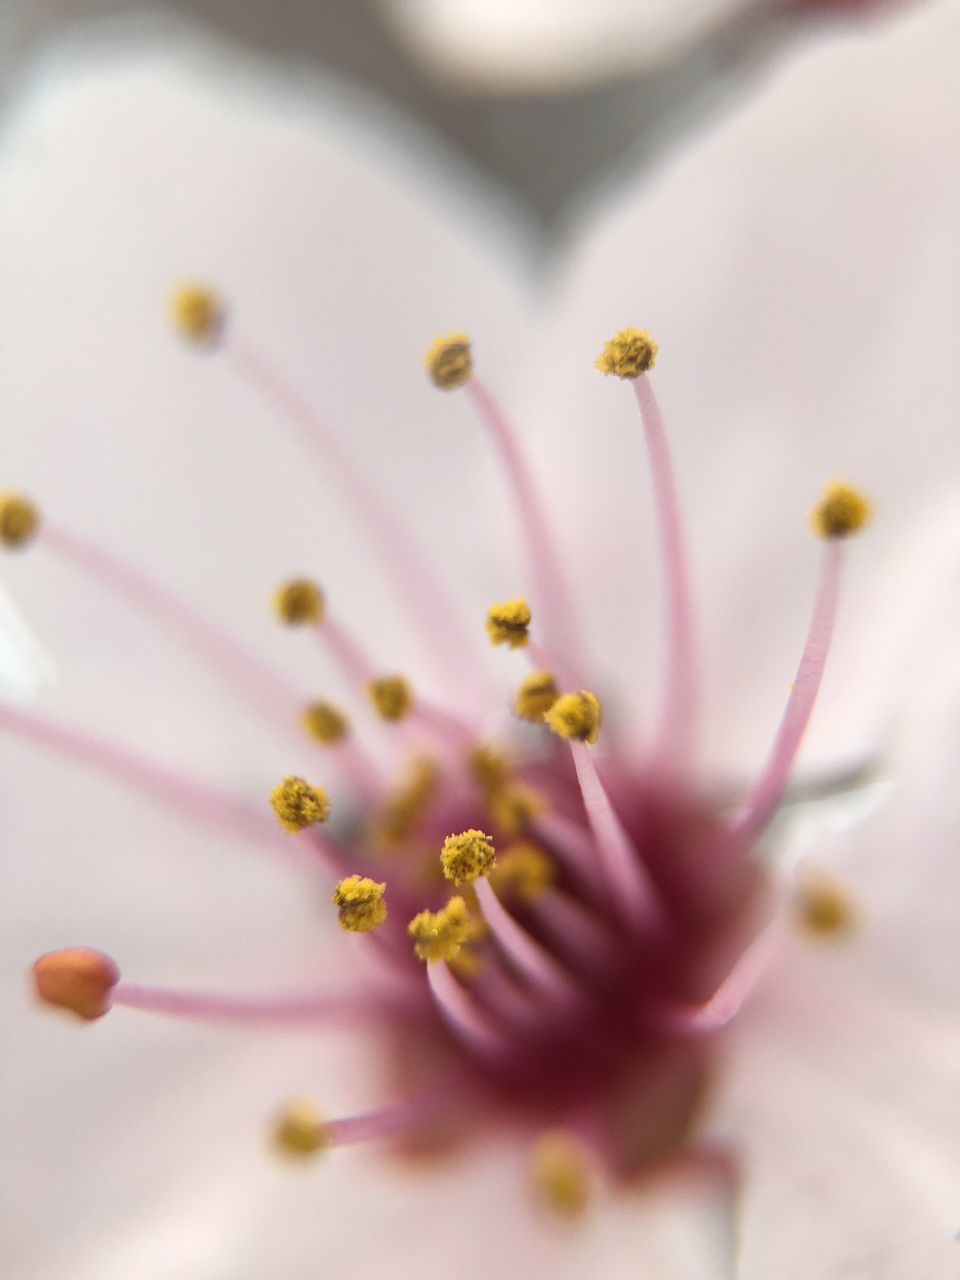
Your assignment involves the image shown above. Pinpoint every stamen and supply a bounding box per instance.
[110,981,389,1023]
[488,842,556,902]
[368,674,413,723]
[302,700,349,745]
[473,877,580,1006]
[440,829,497,885]
[425,332,582,671]
[32,947,119,1020]
[36,523,307,747]
[324,1095,444,1148]
[369,756,439,847]
[794,869,856,938]
[594,328,658,379]
[528,1130,591,1218]
[725,533,848,850]
[486,597,531,649]
[273,578,324,625]
[424,332,472,389]
[273,1099,330,1157]
[331,875,388,933]
[0,491,39,548]
[220,326,480,698]
[408,896,472,963]
[488,783,546,835]
[269,776,331,832]
[567,741,662,929]
[629,361,698,774]
[0,702,342,868]
[170,283,224,344]
[514,670,559,721]
[425,958,509,1058]
[810,479,872,540]
[544,690,602,745]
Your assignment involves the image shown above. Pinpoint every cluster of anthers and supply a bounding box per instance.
[16,291,868,1216]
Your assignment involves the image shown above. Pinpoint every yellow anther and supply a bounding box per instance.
[595,328,658,379]
[490,842,556,902]
[529,1131,591,1218]
[32,948,119,1021]
[368,675,413,722]
[440,829,497,884]
[468,744,512,793]
[273,578,324,626]
[794,871,856,939]
[170,283,223,343]
[0,492,39,549]
[810,479,872,540]
[424,331,472,390]
[408,895,471,962]
[272,1099,330,1158]
[486,597,532,649]
[302,700,349,745]
[331,875,388,933]
[372,756,439,847]
[447,945,484,979]
[490,783,545,835]
[514,670,559,722]
[270,775,330,832]
[544,690,602,745]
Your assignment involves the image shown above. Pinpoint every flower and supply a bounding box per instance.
[2,7,960,1277]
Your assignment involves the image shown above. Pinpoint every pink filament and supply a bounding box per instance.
[326,1093,442,1147]
[569,740,662,930]
[632,378,698,775]
[112,982,384,1024]
[320,614,474,750]
[727,540,843,851]
[473,877,580,1006]
[40,523,301,737]
[467,379,583,677]
[426,960,509,1059]
[0,703,343,870]
[225,333,481,699]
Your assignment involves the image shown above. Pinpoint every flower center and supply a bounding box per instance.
[18,299,870,1201]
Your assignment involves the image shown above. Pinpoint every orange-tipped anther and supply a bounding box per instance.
[32,947,119,1021]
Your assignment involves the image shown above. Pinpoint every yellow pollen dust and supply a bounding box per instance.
[545,690,602,745]
[32,948,119,1021]
[490,842,556,902]
[270,776,330,832]
[424,331,472,389]
[486,597,532,649]
[515,670,560,721]
[272,1099,330,1159]
[810,479,872,540]
[273,578,324,626]
[595,328,658,379]
[794,871,856,939]
[0,492,39,549]
[368,675,413,722]
[170,283,223,343]
[408,895,471,962]
[529,1130,591,1219]
[440,829,497,884]
[302,700,349,745]
[331,875,388,933]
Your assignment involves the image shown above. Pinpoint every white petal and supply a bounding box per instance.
[380,0,766,93]
[0,20,535,779]
[527,0,960,775]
